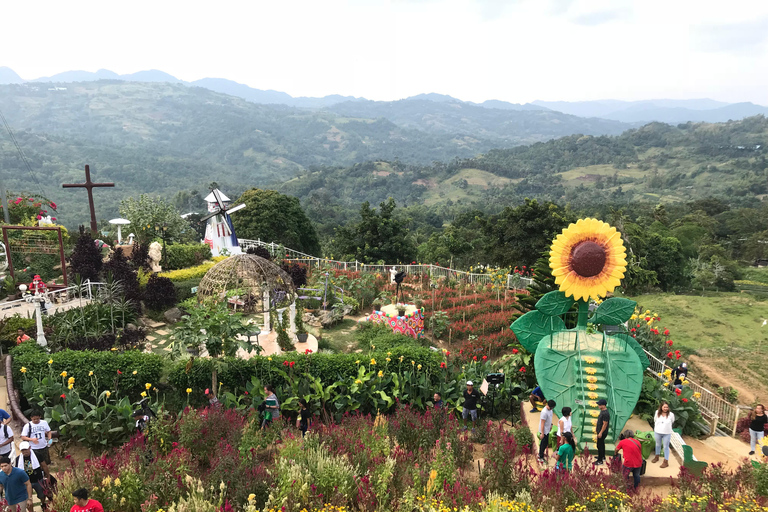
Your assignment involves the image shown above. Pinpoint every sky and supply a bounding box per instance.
[3,0,768,104]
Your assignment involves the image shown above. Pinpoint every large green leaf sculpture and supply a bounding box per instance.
[512,293,643,452]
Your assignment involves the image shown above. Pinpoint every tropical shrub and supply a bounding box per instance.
[164,243,212,270]
[158,257,225,281]
[173,277,202,303]
[0,314,36,350]
[68,226,103,282]
[144,274,177,311]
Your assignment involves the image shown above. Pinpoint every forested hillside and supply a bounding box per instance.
[0,81,502,225]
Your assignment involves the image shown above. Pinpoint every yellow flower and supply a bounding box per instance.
[102,476,112,487]
[371,345,375,350]
[370,358,376,366]
[585,367,597,375]
[549,218,627,300]
[268,357,272,361]
[417,364,422,370]
[68,377,75,385]
[20,367,27,373]
[663,382,669,387]
[132,370,138,375]
[386,357,391,362]
[589,410,599,417]
[110,348,117,351]
[68,383,73,390]
[114,478,121,487]
[355,360,360,365]
[378,371,384,378]
[355,379,363,384]
[682,380,689,385]
[657,372,663,377]
[88,371,94,376]
[693,392,701,399]
[248,494,256,502]
[630,314,637,320]
[399,355,404,362]
[105,391,111,398]
[60,371,68,378]
[186,388,192,394]
[645,310,650,315]
[588,392,598,399]
[587,384,598,391]
[387,352,392,356]
[48,359,53,365]
[587,376,598,383]
[141,391,147,397]
[584,357,596,364]
[145,383,152,390]
[411,360,415,365]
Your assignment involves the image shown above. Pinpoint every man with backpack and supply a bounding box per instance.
[0,423,14,460]
[15,442,49,510]
[20,410,52,467]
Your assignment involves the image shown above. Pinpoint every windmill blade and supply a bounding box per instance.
[211,188,226,210]
[200,209,221,222]
[226,203,246,215]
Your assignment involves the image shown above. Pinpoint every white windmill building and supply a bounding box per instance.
[202,189,246,257]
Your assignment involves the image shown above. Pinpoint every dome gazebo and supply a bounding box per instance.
[197,254,297,334]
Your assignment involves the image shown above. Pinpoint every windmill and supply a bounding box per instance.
[202,189,246,257]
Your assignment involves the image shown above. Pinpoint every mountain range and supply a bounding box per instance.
[2,66,767,124]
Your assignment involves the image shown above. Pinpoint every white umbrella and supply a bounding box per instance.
[109,218,131,243]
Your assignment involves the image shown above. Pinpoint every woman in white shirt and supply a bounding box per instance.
[652,401,675,468]
[556,406,575,447]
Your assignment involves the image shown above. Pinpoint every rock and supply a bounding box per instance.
[304,312,322,328]
[125,323,138,332]
[319,304,354,327]
[164,307,184,324]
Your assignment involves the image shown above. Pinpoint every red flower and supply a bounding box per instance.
[60,394,66,399]
[305,349,312,355]
[473,356,477,361]
[205,388,210,395]
[675,388,682,396]
[666,340,673,346]
[512,348,519,354]
[283,360,289,367]
[482,355,487,361]
[440,362,447,368]
[27,198,33,202]
[172,442,178,447]
[630,328,636,333]
[459,349,463,355]
[49,202,57,209]
[13,198,21,205]
[663,329,670,336]
[676,353,681,359]
[519,367,526,373]
[51,217,56,221]
[522,266,526,269]
[117,370,122,375]
[645,316,651,321]
[682,398,688,403]
[446,351,450,356]
[36,215,41,220]
[289,361,295,368]
[244,391,249,395]
[411,261,416,264]
[667,352,673,358]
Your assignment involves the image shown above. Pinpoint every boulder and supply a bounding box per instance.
[164,307,184,324]
[319,304,354,327]
[304,312,322,328]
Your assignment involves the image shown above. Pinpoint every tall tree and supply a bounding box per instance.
[230,188,320,255]
[332,198,416,263]
[119,195,194,244]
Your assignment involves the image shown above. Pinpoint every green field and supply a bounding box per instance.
[631,292,768,351]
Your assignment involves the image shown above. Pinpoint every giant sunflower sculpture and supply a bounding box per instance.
[550,218,627,301]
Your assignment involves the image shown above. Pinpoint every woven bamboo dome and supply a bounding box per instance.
[197,254,296,312]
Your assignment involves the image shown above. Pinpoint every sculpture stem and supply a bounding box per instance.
[576,299,589,330]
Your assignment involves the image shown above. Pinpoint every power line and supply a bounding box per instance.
[0,108,47,200]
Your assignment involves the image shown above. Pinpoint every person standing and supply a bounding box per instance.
[462,381,482,429]
[594,399,610,465]
[15,330,31,346]
[433,393,444,409]
[261,385,280,429]
[556,407,574,447]
[296,399,311,437]
[556,431,576,471]
[20,410,51,467]
[749,404,767,455]
[0,423,13,459]
[70,488,104,512]
[0,455,33,512]
[652,401,675,467]
[15,442,48,510]
[537,399,556,464]
[615,430,643,489]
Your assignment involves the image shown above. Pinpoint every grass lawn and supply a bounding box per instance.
[632,292,768,351]
[311,317,361,352]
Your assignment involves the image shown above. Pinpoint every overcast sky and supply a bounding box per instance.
[3,0,767,104]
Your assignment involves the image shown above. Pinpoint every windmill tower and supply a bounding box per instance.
[202,189,246,257]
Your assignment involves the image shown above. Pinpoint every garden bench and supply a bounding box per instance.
[670,428,708,476]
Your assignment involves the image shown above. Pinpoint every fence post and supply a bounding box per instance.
[86,279,93,300]
[732,407,741,437]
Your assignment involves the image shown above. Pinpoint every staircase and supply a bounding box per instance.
[576,355,616,455]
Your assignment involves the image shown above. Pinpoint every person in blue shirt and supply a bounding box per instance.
[0,409,10,425]
[529,386,545,413]
[0,455,32,511]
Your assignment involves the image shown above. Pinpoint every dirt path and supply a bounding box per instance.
[689,354,767,405]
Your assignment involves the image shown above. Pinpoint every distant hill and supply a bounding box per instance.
[0,66,23,84]
[532,99,768,124]
[0,81,503,227]
[327,99,630,142]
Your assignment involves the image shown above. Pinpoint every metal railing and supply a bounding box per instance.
[238,239,533,289]
[643,348,742,436]
[0,279,107,317]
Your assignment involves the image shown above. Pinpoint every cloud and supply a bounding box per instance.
[570,8,626,26]
[691,18,768,54]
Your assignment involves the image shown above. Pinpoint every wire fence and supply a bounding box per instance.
[238,239,534,289]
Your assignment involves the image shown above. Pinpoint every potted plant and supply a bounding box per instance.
[372,298,383,312]
[397,304,407,317]
[415,298,424,311]
[295,301,309,343]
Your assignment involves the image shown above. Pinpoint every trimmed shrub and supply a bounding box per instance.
[12,343,164,398]
[144,275,177,311]
[168,346,442,396]
[164,243,212,271]
[103,248,141,309]
[173,278,202,303]
[158,257,225,282]
[69,226,102,282]
[246,246,272,260]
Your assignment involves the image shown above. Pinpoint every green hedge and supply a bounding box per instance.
[164,243,212,271]
[173,278,203,303]
[168,346,442,397]
[11,343,165,398]
[0,315,36,351]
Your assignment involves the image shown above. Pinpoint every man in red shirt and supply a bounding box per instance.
[70,488,104,512]
[615,429,643,489]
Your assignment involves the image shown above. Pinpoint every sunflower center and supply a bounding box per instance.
[570,241,606,278]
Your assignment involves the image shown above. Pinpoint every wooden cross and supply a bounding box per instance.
[62,165,115,234]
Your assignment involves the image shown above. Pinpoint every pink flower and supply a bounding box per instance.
[36,215,41,220]
[51,217,56,221]
[244,391,249,395]
[49,202,57,209]
[205,388,210,395]
[14,197,22,204]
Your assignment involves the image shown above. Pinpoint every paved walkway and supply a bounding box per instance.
[0,296,91,320]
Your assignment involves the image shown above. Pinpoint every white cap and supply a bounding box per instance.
[19,441,30,450]
[682,362,688,368]
[466,381,473,386]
